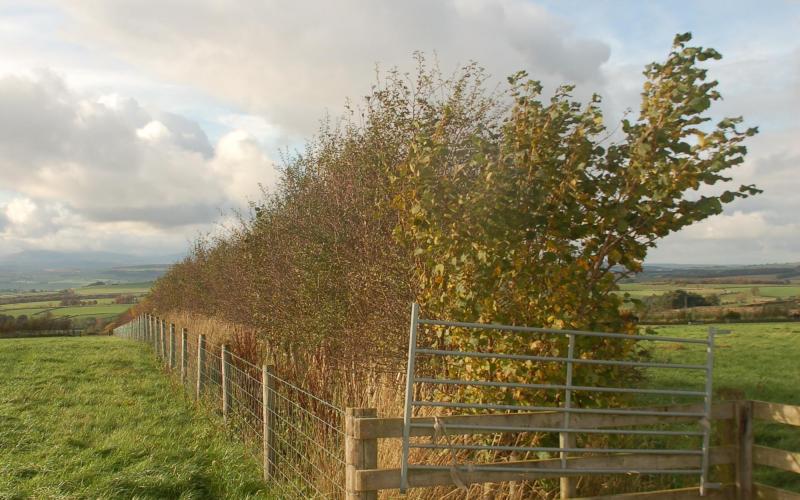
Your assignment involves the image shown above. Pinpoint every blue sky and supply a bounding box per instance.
[0,0,797,264]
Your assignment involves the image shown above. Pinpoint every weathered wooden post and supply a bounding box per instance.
[345,407,378,500]
[151,315,156,351]
[221,344,232,420]
[169,323,176,370]
[736,400,754,500]
[262,364,277,480]
[161,319,167,364]
[197,334,207,399]
[155,317,162,358]
[181,328,188,385]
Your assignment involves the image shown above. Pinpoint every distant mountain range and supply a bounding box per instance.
[0,250,183,291]
[0,250,183,271]
[631,262,800,282]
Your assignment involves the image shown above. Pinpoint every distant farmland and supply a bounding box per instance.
[0,283,151,330]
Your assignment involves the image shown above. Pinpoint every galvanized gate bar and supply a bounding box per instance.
[400,303,720,494]
[400,303,420,493]
[413,377,707,396]
[417,318,710,344]
[415,348,707,370]
[410,422,705,436]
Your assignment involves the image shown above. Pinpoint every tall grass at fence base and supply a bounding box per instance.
[143,311,733,499]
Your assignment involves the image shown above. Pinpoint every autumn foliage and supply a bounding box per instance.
[147,35,757,407]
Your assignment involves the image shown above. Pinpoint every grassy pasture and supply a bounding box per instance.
[0,283,150,322]
[619,282,800,301]
[0,300,61,311]
[0,303,131,319]
[641,322,800,491]
[0,336,271,499]
[75,282,152,295]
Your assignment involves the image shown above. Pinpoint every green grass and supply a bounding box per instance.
[618,283,800,301]
[643,322,800,492]
[50,303,132,318]
[0,307,57,317]
[0,301,61,312]
[0,336,272,499]
[0,303,131,319]
[75,282,152,295]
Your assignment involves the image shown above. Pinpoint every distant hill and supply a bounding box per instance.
[631,262,800,283]
[0,250,181,291]
[0,250,182,271]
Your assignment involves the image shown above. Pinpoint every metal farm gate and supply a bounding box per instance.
[401,303,727,496]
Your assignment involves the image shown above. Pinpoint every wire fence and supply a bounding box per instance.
[114,314,346,499]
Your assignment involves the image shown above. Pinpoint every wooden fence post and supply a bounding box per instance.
[162,320,168,365]
[156,317,162,358]
[197,334,207,399]
[736,400,754,500]
[181,328,188,384]
[221,344,232,420]
[262,364,276,480]
[151,315,156,352]
[346,407,378,500]
[161,319,167,362]
[169,323,176,370]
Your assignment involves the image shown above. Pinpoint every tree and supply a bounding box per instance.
[394,33,758,407]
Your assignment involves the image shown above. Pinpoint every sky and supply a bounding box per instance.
[0,0,797,265]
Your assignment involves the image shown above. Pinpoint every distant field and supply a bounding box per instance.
[0,336,270,498]
[0,300,61,311]
[0,283,150,322]
[641,322,800,491]
[75,282,152,295]
[619,282,800,299]
[0,303,132,319]
[52,304,133,318]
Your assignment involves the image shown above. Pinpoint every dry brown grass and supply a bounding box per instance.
[147,311,693,499]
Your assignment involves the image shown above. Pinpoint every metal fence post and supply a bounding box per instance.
[221,344,232,419]
[197,334,207,399]
[181,328,188,385]
[346,407,378,500]
[560,332,577,498]
[169,323,176,370]
[262,364,276,480]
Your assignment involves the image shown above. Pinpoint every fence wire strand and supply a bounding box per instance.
[114,316,346,499]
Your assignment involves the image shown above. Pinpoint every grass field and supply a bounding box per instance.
[0,282,150,322]
[0,303,131,319]
[643,322,800,491]
[619,283,800,300]
[75,282,152,295]
[0,301,61,311]
[0,336,271,499]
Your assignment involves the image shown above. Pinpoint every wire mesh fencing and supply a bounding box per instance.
[114,314,346,499]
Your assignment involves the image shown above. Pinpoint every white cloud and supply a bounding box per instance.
[0,0,796,264]
[5,198,37,226]
[0,72,279,254]
[648,133,800,265]
[46,0,612,139]
[135,120,171,141]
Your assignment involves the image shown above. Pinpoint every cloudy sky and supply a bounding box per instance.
[0,0,797,264]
